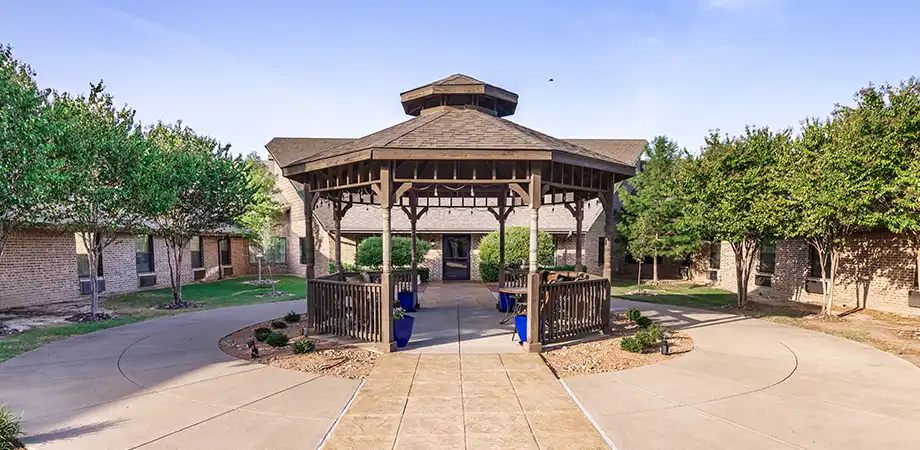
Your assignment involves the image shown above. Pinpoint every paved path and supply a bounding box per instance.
[565,299,920,450]
[323,353,608,449]
[0,301,359,450]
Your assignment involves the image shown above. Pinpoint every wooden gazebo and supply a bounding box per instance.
[282,74,635,352]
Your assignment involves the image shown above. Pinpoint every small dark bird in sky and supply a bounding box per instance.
[548,78,554,82]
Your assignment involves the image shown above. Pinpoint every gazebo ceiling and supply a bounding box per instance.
[282,74,638,178]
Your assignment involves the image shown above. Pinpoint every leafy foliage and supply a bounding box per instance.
[636,316,652,328]
[478,227,555,281]
[237,153,285,283]
[619,336,643,353]
[354,236,430,268]
[393,306,406,320]
[618,136,701,282]
[284,311,301,323]
[647,324,667,341]
[0,44,60,260]
[0,404,22,450]
[264,332,289,348]
[292,339,316,354]
[625,308,642,322]
[144,123,254,304]
[270,320,287,329]
[254,327,272,342]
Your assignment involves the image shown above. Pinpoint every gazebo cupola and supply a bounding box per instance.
[399,74,519,117]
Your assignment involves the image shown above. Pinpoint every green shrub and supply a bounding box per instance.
[478,227,555,280]
[271,320,287,329]
[291,339,316,354]
[284,311,301,323]
[328,262,359,273]
[264,332,289,347]
[393,306,406,320]
[647,324,666,341]
[479,261,499,282]
[0,405,22,450]
[355,236,430,268]
[636,316,652,328]
[634,330,653,347]
[625,308,642,322]
[254,327,272,342]
[620,336,643,353]
[418,267,430,283]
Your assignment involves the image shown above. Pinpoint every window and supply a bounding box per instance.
[709,243,721,270]
[299,237,307,264]
[75,233,103,278]
[809,246,830,279]
[759,242,776,274]
[597,237,605,266]
[190,236,204,269]
[219,237,231,266]
[135,235,154,273]
[249,238,286,264]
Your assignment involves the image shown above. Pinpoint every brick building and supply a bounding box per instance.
[693,234,920,315]
[0,229,249,309]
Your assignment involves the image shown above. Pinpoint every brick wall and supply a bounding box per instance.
[0,230,79,308]
[696,233,919,315]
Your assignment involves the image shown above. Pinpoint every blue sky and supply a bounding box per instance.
[3,0,919,156]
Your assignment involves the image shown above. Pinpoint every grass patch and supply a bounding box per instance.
[0,275,305,363]
[108,275,305,312]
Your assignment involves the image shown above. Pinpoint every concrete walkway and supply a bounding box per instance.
[565,299,920,450]
[0,300,359,450]
[323,353,608,449]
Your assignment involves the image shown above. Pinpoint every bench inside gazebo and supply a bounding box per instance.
[281,74,635,352]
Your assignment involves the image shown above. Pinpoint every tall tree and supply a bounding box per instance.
[238,153,285,284]
[145,123,254,305]
[697,127,792,307]
[618,136,699,283]
[0,44,60,260]
[48,82,152,318]
[780,115,886,315]
[844,80,920,296]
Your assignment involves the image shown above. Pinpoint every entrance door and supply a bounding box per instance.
[442,234,471,281]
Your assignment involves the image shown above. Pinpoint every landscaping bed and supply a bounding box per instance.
[219,315,377,379]
[541,311,694,378]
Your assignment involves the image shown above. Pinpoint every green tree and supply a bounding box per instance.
[478,226,554,281]
[354,236,430,268]
[48,82,153,318]
[145,123,255,304]
[0,45,60,260]
[697,127,793,307]
[237,153,285,285]
[618,136,700,283]
[844,80,920,295]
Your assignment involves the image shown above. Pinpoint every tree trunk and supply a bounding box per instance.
[652,254,659,284]
[731,243,746,307]
[164,237,186,305]
[828,247,840,315]
[258,258,263,282]
[174,243,184,304]
[812,243,830,315]
[88,246,99,319]
[636,261,642,288]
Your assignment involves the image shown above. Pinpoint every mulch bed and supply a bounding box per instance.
[64,312,114,322]
[541,313,694,378]
[156,301,202,310]
[219,318,378,379]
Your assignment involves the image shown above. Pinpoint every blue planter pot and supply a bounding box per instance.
[515,315,528,343]
[398,291,416,312]
[394,315,415,348]
[498,293,515,312]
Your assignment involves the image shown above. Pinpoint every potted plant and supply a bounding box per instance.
[397,289,416,312]
[393,307,415,348]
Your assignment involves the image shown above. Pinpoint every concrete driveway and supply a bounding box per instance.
[0,300,359,450]
[565,299,920,450]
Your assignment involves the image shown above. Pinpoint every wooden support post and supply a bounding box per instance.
[379,165,396,352]
[601,180,615,334]
[525,167,542,353]
[575,199,584,273]
[333,196,343,274]
[409,192,419,309]
[304,184,316,330]
[498,186,507,288]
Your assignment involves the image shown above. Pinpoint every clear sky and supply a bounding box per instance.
[3,0,919,156]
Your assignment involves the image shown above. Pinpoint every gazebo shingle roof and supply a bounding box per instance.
[285,108,640,170]
[265,137,352,167]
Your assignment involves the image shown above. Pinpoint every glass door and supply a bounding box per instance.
[442,235,471,281]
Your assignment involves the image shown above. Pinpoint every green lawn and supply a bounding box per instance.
[0,275,305,362]
[610,279,737,309]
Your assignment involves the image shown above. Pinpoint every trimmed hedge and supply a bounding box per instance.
[478,227,555,282]
[355,236,430,268]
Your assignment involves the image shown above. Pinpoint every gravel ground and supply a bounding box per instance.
[541,315,694,378]
[219,318,378,379]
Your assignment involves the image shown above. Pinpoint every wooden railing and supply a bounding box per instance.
[342,269,415,293]
[502,269,528,288]
[308,275,382,342]
[539,277,610,343]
